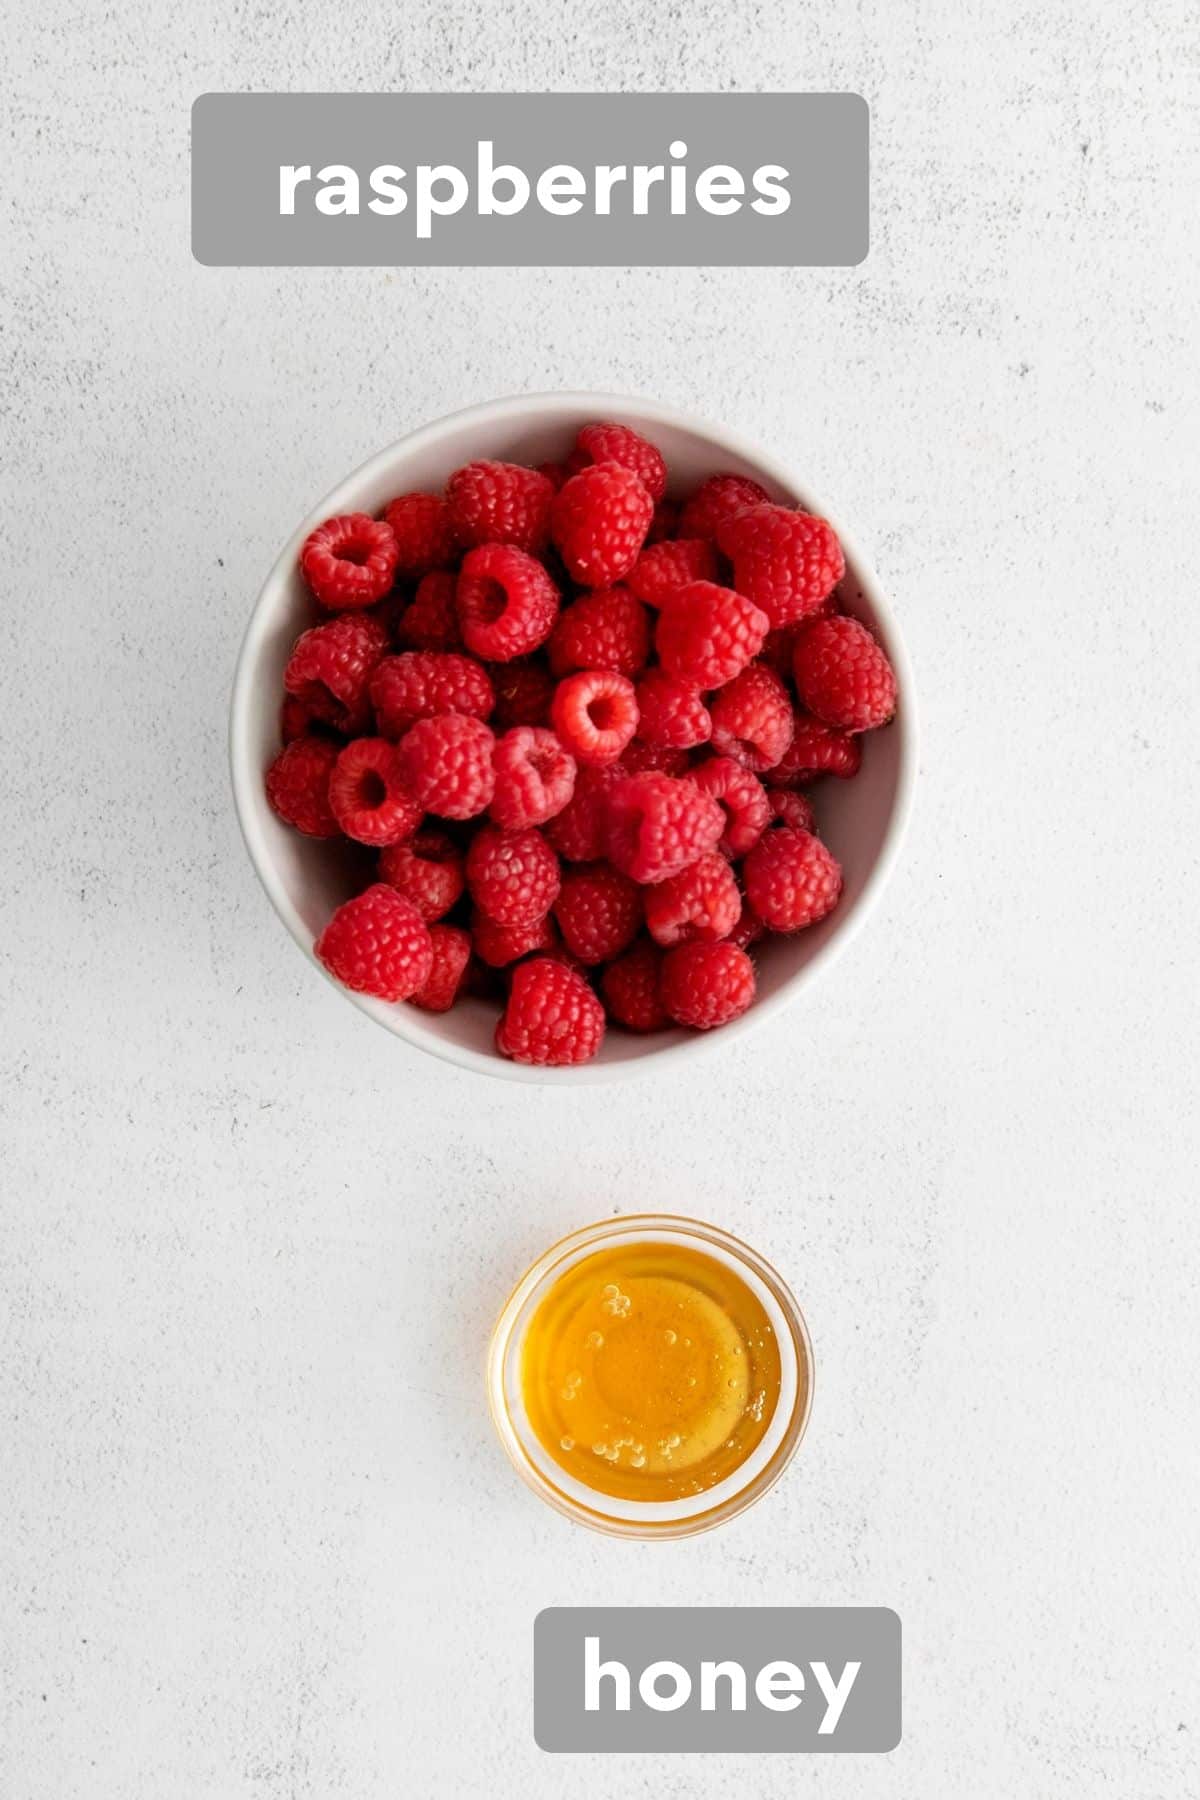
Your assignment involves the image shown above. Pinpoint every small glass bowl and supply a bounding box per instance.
[487,1214,813,1539]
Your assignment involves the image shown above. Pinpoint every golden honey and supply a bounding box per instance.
[520,1239,784,1503]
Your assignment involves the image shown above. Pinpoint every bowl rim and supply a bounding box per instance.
[230,389,918,1084]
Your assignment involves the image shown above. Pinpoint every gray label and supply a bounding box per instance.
[191,94,868,267]
[534,1607,900,1753]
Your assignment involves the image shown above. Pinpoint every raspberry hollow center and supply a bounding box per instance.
[473,578,509,625]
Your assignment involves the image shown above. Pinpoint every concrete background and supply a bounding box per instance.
[3,1,1198,1794]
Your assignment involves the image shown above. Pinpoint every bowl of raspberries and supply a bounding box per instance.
[231,393,915,1080]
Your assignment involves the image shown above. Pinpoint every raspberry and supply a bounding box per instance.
[378,828,465,921]
[661,941,755,1030]
[471,908,558,969]
[328,737,422,846]
[793,615,898,731]
[284,613,388,735]
[489,657,555,729]
[543,762,622,862]
[644,853,741,948]
[395,713,496,819]
[767,789,816,833]
[656,581,769,689]
[633,670,712,749]
[605,772,724,884]
[619,740,692,777]
[548,586,651,678]
[646,498,680,543]
[315,884,432,1002]
[551,463,654,587]
[265,735,340,838]
[370,651,494,738]
[601,939,668,1032]
[409,923,471,1013]
[445,460,554,553]
[495,957,606,1066]
[627,538,719,607]
[551,671,639,766]
[687,756,770,859]
[727,899,765,951]
[553,863,642,965]
[717,504,844,629]
[466,825,561,926]
[677,473,770,543]
[572,421,668,503]
[537,460,569,491]
[299,513,399,610]
[708,664,795,771]
[491,726,576,828]
[743,826,842,932]
[456,543,560,662]
[768,712,862,784]
[382,491,458,577]
[398,570,463,652]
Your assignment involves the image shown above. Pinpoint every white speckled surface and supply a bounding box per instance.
[3,3,1199,1794]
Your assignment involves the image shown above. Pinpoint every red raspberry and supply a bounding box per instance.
[491,726,576,828]
[398,570,463,652]
[382,492,458,577]
[718,504,844,629]
[409,923,471,1013]
[378,828,465,921]
[769,712,862,784]
[661,941,755,1030]
[551,671,639,766]
[656,581,769,689]
[600,939,668,1032]
[572,421,668,503]
[445,460,554,553]
[370,651,494,738]
[709,664,795,772]
[466,825,561,926]
[489,657,555,729]
[627,538,720,607]
[767,789,816,833]
[395,713,496,819]
[551,464,654,587]
[634,669,712,749]
[553,863,642,965]
[743,826,842,932]
[471,908,558,968]
[793,615,897,731]
[299,513,399,610]
[543,762,622,862]
[687,756,770,859]
[456,543,560,662]
[619,740,693,777]
[605,772,724,884]
[644,852,741,948]
[677,473,771,543]
[265,735,340,838]
[328,737,422,846]
[495,957,605,1066]
[646,498,680,543]
[727,899,765,951]
[548,587,651,678]
[315,884,433,1002]
[284,613,388,735]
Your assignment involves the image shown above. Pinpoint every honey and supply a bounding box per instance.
[520,1239,784,1503]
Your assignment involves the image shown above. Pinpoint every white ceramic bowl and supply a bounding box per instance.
[230,391,917,1083]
